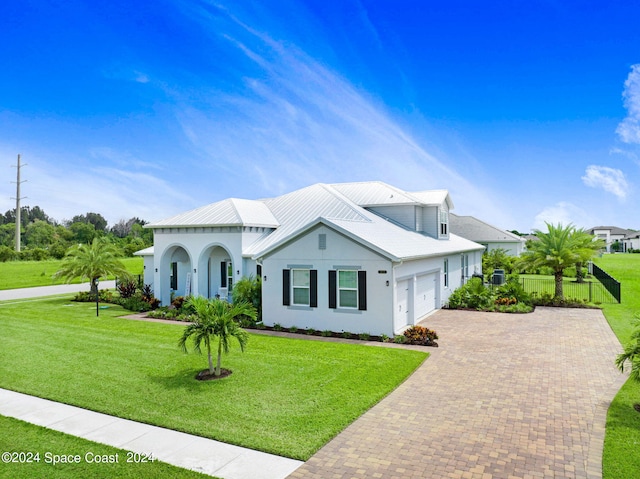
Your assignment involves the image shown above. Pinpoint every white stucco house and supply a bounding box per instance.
[588,226,634,252]
[136,181,485,336]
[449,213,525,256]
[622,230,640,252]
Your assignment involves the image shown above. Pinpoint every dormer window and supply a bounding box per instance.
[439,210,448,236]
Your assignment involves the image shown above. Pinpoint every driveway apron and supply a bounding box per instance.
[289,307,624,479]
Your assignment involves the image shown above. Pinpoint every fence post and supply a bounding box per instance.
[589,281,592,303]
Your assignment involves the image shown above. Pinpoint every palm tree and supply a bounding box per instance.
[615,319,640,384]
[179,296,255,377]
[517,223,602,300]
[54,237,130,299]
[572,229,606,283]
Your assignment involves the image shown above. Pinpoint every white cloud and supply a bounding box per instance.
[616,64,640,144]
[533,202,591,231]
[581,165,629,200]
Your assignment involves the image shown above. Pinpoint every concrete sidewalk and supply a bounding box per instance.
[0,389,303,479]
[0,281,116,301]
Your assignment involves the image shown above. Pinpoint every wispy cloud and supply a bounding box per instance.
[171,3,507,223]
[533,202,591,230]
[616,64,640,144]
[581,165,629,200]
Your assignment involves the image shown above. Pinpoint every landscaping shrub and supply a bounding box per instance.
[171,296,187,310]
[232,275,262,322]
[403,325,438,346]
[72,289,114,303]
[358,332,371,341]
[447,277,494,310]
[495,277,531,305]
[117,296,152,312]
[117,279,138,299]
[0,245,16,262]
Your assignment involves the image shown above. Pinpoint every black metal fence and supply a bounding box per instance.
[589,262,621,303]
[519,277,619,304]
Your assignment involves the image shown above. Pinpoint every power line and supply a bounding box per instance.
[10,154,27,252]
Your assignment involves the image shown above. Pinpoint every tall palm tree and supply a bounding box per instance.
[518,223,602,300]
[179,296,255,377]
[54,237,130,299]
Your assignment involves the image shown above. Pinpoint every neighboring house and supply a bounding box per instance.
[137,181,485,336]
[449,213,525,256]
[623,231,640,252]
[588,226,634,252]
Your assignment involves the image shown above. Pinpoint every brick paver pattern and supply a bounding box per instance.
[289,307,625,479]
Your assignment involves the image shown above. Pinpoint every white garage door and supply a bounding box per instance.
[395,279,410,331]
[415,273,437,321]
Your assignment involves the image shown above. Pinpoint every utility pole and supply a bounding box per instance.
[11,154,27,252]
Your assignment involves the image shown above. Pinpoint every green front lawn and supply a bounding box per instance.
[593,254,640,479]
[0,258,143,290]
[0,297,426,461]
[0,415,212,479]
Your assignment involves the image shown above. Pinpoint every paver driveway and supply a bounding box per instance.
[289,307,625,479]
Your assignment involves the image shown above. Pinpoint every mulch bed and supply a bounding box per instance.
[196,368,232,381]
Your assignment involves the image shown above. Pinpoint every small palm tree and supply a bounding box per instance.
[54,237,130,299]
[615,319,640,384]
[518,223,602,300]
[178,296,255,377]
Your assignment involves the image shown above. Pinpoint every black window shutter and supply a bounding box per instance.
[310,270,318,307]
[282,269,290,306]
[220,262,227,288]
[328,270,337,309]
[358,270,367,311]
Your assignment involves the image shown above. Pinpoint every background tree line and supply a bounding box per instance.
[0,206,153,262]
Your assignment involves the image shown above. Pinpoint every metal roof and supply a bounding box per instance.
[331,181,424,206]
[149,181,484,261]
[449,214,524,243]
[147,198,279,228]
[248,183,482,260]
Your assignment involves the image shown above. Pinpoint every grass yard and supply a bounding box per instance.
[0,414,212,479]
[0,258,143,290]
[593,254,640,479]
[0,297,427,462]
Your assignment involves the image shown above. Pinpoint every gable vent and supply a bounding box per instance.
[318,234,327,250]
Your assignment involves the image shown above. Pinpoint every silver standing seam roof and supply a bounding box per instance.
[146,182,484,261]
[449,213,524,244]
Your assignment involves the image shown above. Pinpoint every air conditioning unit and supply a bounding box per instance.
[492,269,505,285]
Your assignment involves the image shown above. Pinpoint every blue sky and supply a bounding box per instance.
[1,1,640,233]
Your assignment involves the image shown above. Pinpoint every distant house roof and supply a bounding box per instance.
[449,214,524,244]
[588,226,634,236]
[624,230,640,240]
[148,181,483,262]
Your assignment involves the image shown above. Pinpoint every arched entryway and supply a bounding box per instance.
[198,245,234,301]
[159,244,193,305]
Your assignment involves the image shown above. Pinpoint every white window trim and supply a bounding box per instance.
[439,210,448,237]
[338,269,358,309]
[292,268,311,306]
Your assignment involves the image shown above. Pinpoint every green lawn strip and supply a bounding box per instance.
[593,254,640,479]
[0,258,143,290]
[0,414,213,479]
[0,298,427,461]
